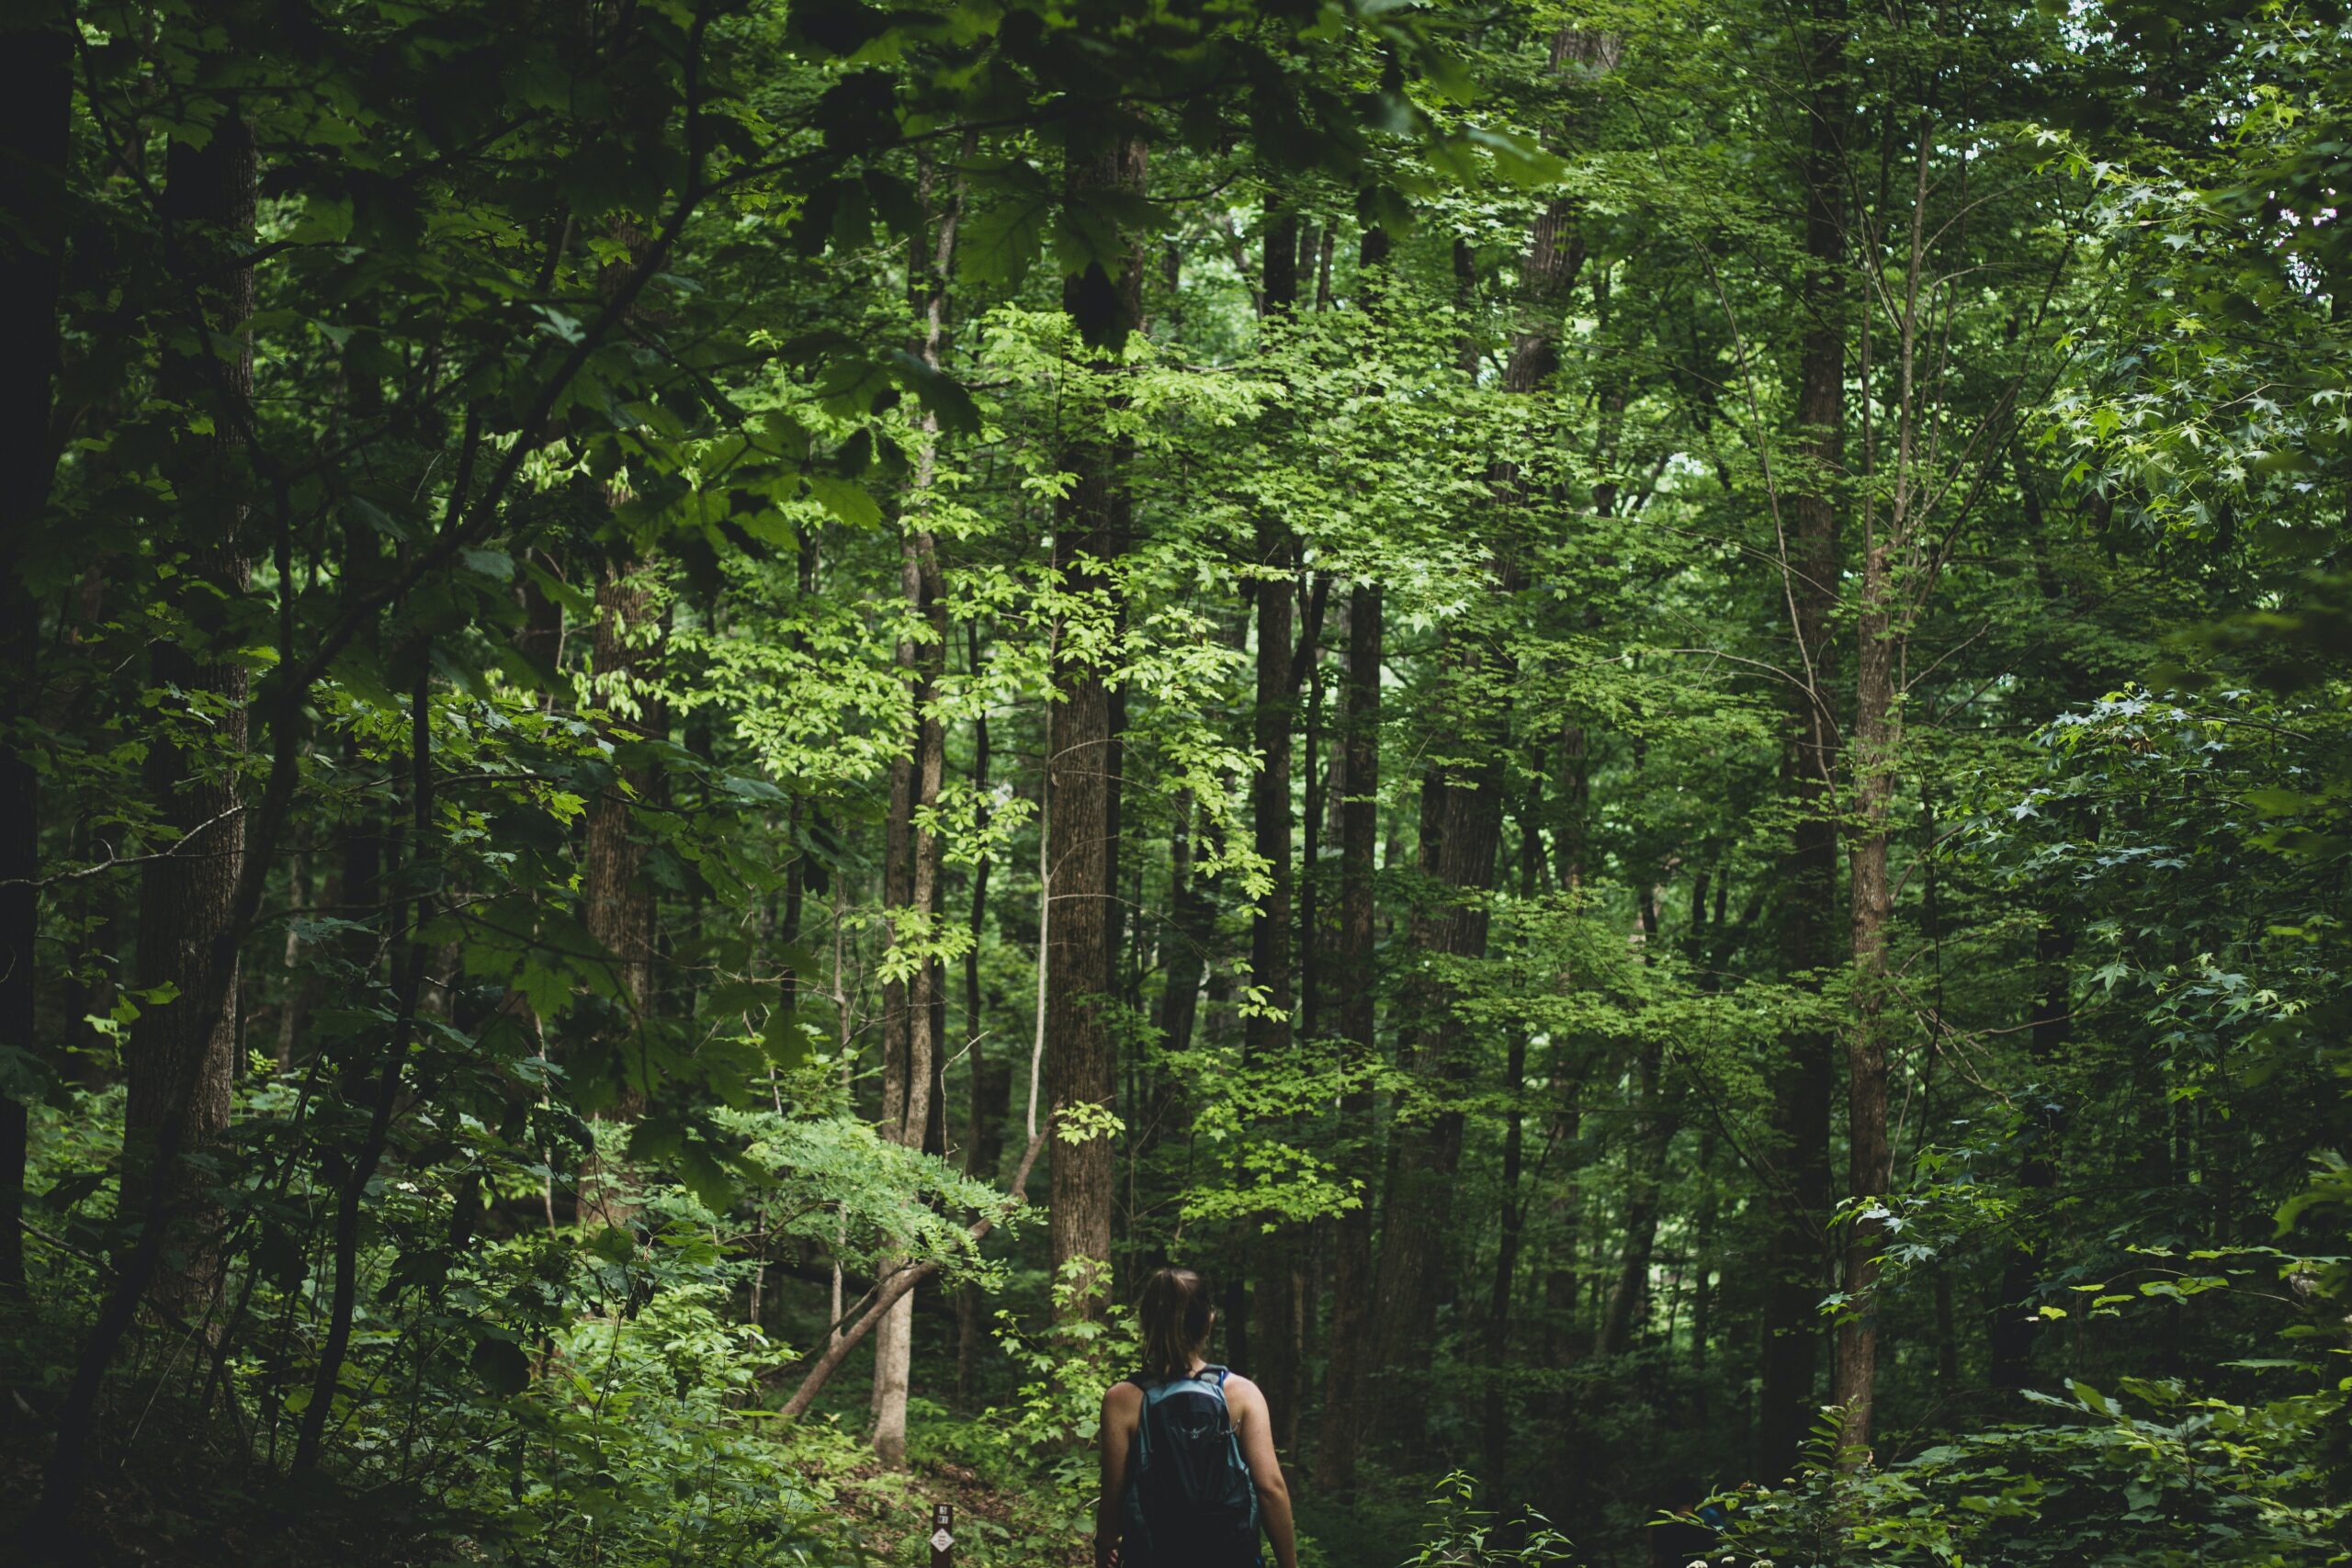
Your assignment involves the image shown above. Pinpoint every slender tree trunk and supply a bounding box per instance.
[1990,925,2070,1388]
[1756,0,1847,1481]
[1153,790,1209,1072]
[293,670,433,1474]
[1250,197,1305,1443]
[118,110,259,1322]
[1299,581,1331,1048]
[1596,1040,1667,1359]
[873,154,968,1461]
[579,564,663,1224]
[0,0,72,1298]
[956,629,1010,1402]
[1481,789,1544,1488]
[1316,576,1382,1495]
[582,569,663,1028]
[1690,1133,1718,1425]
[1597,881,1672,1359]
[1836,518,1895,1460]
[1046,123,1145,1325]
[1363,39,1590,1439]
[1364,717,1507,1442]
[1836,90,1933,1471]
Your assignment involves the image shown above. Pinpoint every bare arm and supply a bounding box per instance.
[1227,1375,1298,1568]
[1096,1382,1139,1568]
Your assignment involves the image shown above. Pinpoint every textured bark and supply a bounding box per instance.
[1045,125,1144,1325]
[119,113,259,1321]
[0,0,71,1296]
[1837,531,1895,1458]
[582,567,663,1092]
[1756,0,1847,1481]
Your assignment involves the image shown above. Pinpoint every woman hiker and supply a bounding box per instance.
[1094,1267,1299,1568]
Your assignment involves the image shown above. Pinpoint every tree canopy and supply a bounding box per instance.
[3,0,2349,1564]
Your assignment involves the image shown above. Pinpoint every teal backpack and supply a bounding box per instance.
[1119,1366,1261,1568]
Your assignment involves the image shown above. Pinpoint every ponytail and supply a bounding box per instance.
[1136,1267,1213,1382]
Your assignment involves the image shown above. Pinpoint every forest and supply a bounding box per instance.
[2,0,2349,1562]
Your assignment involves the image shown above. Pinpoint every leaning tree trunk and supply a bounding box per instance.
[1756,0,1847,1482]
[118,110,259,1322]
[1045,118,1145,1327]
[0,0,72,1297]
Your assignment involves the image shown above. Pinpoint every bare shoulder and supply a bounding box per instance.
[1101,1380,1144,1422]
[1219,1372,1267,1415]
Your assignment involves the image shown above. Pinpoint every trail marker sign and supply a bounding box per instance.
[929,1502,955,1566]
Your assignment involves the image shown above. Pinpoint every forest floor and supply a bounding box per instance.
[829,1449,1077,1567]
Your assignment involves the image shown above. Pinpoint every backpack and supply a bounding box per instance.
[1119,1365,1261,1568]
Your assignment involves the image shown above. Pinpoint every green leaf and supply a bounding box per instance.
[958,177,1052,288]
[888,349,980,435]
[805,475,881,528]
[471,1336,532,1397]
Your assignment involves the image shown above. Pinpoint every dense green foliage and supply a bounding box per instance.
[3,0,2348,1564]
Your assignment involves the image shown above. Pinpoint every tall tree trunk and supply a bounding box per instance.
[0,0,72,1297]
[956,627,1011,1401]
[1837,90,1934,1473]
[1153,790,1210,1074]
[1316,576,1382,1495]
[1690,1132,1719,1424]
[1756,0,1847,1481]
[1597,883,1670,1359]
[1596,1043,1668,1359]
[1480,789,1544,1489]
[580,562,663,1224]
[1299,581,1331,1048]
[1364,707,1508,1444]
[874,153,967,1461]
[118,109,259,1321]
[1046,121,1144,1326]
[1250,198,1304,1447]
[1362,33,1589,1442]
[293,669,434,1474]
[1989,924,2070,1388]
[1837,502,1895,1461]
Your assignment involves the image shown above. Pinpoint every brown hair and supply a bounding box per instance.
[1137,1267,1214,1382]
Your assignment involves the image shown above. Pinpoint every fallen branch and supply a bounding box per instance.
[780,1128,1047,1419]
